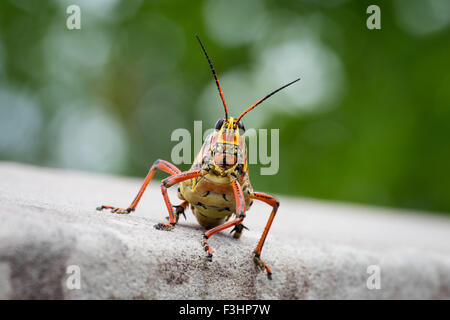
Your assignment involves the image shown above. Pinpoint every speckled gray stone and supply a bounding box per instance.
[0,162,449,299]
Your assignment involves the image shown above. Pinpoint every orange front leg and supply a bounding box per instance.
[250,191,279,280]
[202,179,246,261]
[97,159,181,214]
[154,168,204,231]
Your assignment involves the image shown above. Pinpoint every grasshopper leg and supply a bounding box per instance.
[201,179,246,262]
[202,235,213,262]
[96,205,132,214]
[97,159,181,215]
[249,191,279,280]
[154,169,204,231]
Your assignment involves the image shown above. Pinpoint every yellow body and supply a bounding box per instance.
[178,121,253,228]
[179,172,252,228]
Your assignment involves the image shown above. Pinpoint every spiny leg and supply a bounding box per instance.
[97,159,181,214]
[168,200,189,222]
[202,179,246,261]
[155,169,204,231]
[250,191,279,280]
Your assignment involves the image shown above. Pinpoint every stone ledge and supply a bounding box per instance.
[0,162,449,299]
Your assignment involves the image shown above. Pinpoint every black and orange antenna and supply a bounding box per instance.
[237,78,301,122]
[196,35,229,120]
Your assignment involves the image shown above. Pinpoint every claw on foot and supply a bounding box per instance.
[96,205,131,214]
[202,235,213,262]
[253,253,272,280]
[165,205,187,223]
[154,222,175,231]
[173,205,187,220]
[230,224,249,239]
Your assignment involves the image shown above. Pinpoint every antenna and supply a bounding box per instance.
[237,78,301,122]
[196,35,229,120]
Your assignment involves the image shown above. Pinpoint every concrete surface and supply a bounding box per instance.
[0,161,449,299]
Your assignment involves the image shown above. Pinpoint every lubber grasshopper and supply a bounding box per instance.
[97,35,300,279]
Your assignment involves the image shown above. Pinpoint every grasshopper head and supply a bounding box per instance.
[195,35,300,173]
[212,117,245,170]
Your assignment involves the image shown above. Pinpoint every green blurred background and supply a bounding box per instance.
[0,0,449,214]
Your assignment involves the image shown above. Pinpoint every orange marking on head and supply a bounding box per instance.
[217,117,239,145]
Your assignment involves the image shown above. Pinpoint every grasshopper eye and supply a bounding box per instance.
[238,121,245,134]
[215,118,225,130]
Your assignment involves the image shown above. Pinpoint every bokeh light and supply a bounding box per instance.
[0,0,448,215]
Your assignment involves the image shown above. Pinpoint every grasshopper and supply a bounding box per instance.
[97,35,300,279]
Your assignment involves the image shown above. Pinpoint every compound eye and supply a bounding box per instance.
[238,121,245,134]
[215,118,225,130]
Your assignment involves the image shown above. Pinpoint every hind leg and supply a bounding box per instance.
[249,191,279,280]
[202,179,246,261]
